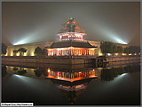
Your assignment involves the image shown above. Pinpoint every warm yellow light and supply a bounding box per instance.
[115,53,118,56]
[24,52,27,56]
[17,52,20,56]
[5,53,8,56]
[98,49,103,56]
[98,53,103,56]
[46,70,97,82]
[134,53,137,55]
[89,48,95,51]
[128,54,132,55]
[97,67,103,70]
[122,53,126,56]
[69,46,74,49]
[48,49,53,51]
[31,51,35,56]
[10,52,13,56]
[48,68,51,72]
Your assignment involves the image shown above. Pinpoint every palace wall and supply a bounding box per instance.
[5,41,52,56]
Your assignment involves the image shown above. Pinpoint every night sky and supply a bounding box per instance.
[2,2,140,46]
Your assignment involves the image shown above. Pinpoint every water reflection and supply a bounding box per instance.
[46,69,97,82]
[3,64,140,83]
[34,69,43,77]
[2,63,140,104]
[2,65,7,77]
[13,66,27,74]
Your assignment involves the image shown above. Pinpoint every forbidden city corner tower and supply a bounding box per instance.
[47,17,100,56]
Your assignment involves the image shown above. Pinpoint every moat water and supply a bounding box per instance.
[2,62,140,105]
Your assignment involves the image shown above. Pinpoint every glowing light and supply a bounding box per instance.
[115,73,128,80]
[47,70,97,82]
[10,52,13,56]
[89,48,95,51]
[14,74,22,77]
[48,47,96,56]
[114,53,119,56]
[17,52,20,56]
[114,73,128,81]
[12,32,38,45]
[57,32,86,40]
[24,52,27,56]
[5,52,8,56]
[113,37,128,44]
[98,49,103,56]
[107,53,112,56]
[75,84,84,88]
[47,68,51,72]
[128,53,132,55]
[122,53,127,56]
[31,51,35,56]
[13,74,35,83]
[13,37,30,45]
[120,73,127,77]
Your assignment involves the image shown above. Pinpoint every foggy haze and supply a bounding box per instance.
[2,2,140,46]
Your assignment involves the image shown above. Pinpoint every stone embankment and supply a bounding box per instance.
[2,56,92,64]
[2,55,140,65]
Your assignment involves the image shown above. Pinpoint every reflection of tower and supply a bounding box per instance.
[46,68,98,104]
[59,84,88,104]
[46,68,97,82]
[51,77,94,104]
[57,17,87,40]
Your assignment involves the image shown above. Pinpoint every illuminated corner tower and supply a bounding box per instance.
[46,17,98,57]
[57,17,87,40]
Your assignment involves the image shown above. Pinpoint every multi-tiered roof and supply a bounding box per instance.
[57,17,87,40]
[58,17,85,33]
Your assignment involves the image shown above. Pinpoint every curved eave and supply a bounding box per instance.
[46,46,97,49]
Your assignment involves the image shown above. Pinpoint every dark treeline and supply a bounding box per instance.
[34,47,47,56]
[13,46,47,56]
[1,43,7,55]
[100,41,140,55]
[13,48,27,56]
